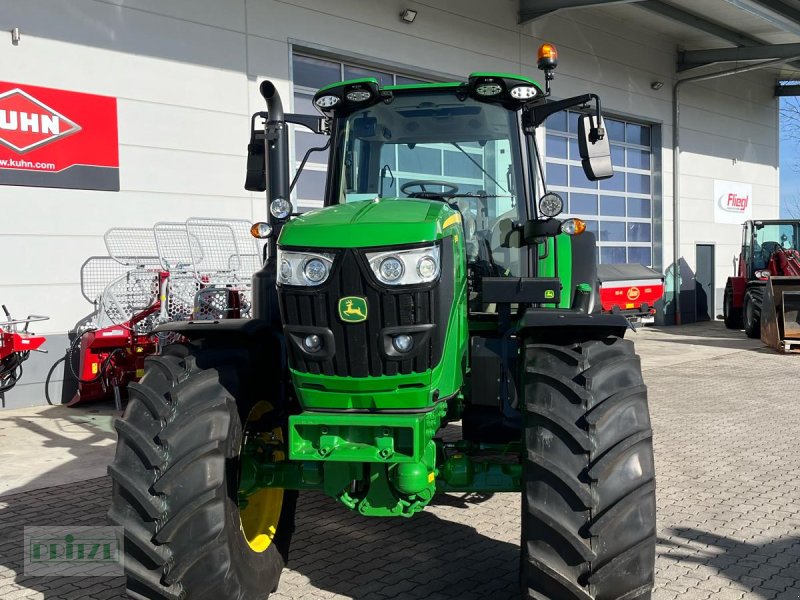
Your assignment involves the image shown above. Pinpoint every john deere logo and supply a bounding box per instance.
[338,296,368,323]
[544,290,555,300]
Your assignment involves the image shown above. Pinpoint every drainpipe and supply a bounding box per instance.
[671,55,800,324]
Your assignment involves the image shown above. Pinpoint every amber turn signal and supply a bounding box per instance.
[250,221,273,239]
[560,218,586,236]
[537,43,558,70]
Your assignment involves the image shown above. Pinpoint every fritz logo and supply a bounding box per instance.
[0,88,80,154]
[718,192,749,213]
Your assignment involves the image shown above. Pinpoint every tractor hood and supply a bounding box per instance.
[278,198,460,248]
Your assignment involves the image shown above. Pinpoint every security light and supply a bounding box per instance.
[651,81,664,90]
[400,9,417,23]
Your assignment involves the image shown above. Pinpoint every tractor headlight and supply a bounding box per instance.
[366,245,440,286]
[277,249,334,286]
[538,192,564,218]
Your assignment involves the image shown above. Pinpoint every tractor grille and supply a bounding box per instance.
[278,241,453,378]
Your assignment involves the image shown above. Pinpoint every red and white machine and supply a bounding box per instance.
[0,306,48,393]
[597,264,665,319]
[69,218,263,407]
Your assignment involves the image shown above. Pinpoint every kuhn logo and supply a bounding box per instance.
[718,192,749,214]
[0,88,80,154]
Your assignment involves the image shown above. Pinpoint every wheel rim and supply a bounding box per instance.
[238,402,285,553]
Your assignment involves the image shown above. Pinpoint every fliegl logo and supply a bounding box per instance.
[338,296,368,323]
[718,191,750,214]
[0,88,81,154]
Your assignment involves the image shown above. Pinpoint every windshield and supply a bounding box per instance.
[753,222,799,268]
[333,91,528,277]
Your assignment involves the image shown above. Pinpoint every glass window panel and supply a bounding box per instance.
[584,219,598,235]
[626,122,651,146]
[600,246,627,264]
[546,134,567,159]
[599,221,626,241]
[344,65,393,87]
[627,173,651,194]
[398,145,441,176]
[628,222,652,242]
[395,75,426,85]
[568,111,580,134]
[549,111,568,132]
[606,119,625,142]
[295,131,330,163]
[611,144,625,167]
[296,169,327,201]
[379,144,397,171]
[546,162,568,186]
[627,148,651,170]
[599,172,625,192]
[570,193,597,215]
[570,165,597,190]
[293,55,340,89]
[628,246,652,266]
[443,149,483,180]
[569,138,581,161]
[600,195,625,217]
[627,197,651,218]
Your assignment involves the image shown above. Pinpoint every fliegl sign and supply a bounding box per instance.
[0,81,119,191]
[714,180,752,225]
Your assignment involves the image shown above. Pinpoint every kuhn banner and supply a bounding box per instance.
[714,179,752,225]
[0,81,119,191]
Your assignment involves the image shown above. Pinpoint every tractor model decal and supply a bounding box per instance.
[338,297,368,322]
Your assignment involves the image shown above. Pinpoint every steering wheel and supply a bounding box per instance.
[400,180,459,199]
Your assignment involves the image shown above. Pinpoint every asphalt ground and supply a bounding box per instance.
[1,322,799,599]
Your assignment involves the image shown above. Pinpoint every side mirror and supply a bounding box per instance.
[244,113,267,192]
[578,114,613,181]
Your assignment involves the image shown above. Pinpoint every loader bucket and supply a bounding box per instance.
[761,276,800,353]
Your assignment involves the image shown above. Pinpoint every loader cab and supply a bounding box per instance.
[742,220,800,277]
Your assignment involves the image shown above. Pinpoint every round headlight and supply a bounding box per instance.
[539,192,564,218]
[270,198,292,220]
[379,257,404,282]
[315,94,340,108]
[303,258,328,283]
[417,255,438,280]
[475,83,502,96]
[303,334,323,353]
[510,85,538,100]
[392,334,414,353]
[279,258,292,282]
[346,90,372,102]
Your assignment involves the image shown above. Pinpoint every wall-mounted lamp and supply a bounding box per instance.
[651,81,664,90]
[11,27,20,46]
[400,9,418,23]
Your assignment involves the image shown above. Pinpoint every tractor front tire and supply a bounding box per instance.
[108,343,296,600]
[723,283,743,330]
[743,287,763,339]
[521,336,655,600]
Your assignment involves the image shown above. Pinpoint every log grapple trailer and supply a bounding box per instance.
[723,219,800,351]
[109,45,656,600]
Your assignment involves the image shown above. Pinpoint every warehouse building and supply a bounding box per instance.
[0,0,796,407]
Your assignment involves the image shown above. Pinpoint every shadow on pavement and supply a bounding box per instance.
[0,405,125,600]
[285,491,519,600]
[658,527,800,599]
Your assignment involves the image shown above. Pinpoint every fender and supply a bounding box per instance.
[517,309,630,342]
[727,276,747,309]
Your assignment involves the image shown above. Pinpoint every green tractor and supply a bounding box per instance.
[109,45,656,600]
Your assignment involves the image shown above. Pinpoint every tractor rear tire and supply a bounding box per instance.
[108,343,297,600]
[723,283,743,330]
[521,336,655,600]
[743,287,763,339]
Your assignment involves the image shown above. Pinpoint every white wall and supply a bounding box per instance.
[0,0,779,404]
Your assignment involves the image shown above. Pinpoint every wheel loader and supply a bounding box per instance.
[109,45,656,600]
[723,219,800,352]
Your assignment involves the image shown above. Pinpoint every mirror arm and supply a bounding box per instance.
[524,93,592,129]
[285,113,330,135]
